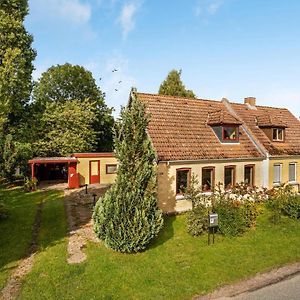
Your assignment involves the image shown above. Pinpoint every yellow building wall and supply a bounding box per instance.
[269,157,300,192]
[157,160,264,213]
[76,156,118,185]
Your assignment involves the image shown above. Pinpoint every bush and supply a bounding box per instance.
[215,199,247,236]
[24,177,38,192]
[241,200,261,228]
[0,201,9,220]
[267,184,295,223]
[282,195,300,219]
[186,204,208,236]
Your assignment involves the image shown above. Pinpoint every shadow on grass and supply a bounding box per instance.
[148,215,176,249]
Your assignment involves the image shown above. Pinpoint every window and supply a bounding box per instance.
[244,165,255,186]
[289,163,296,182]
[222,126,238,141]
[202,167,215,191]
[273,164,282,184]
[272,128,284,141]
[106,164,117,174]
[176,168,190,194]
[224,166,236,189]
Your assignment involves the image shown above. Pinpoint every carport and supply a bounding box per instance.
[28,157,79,189]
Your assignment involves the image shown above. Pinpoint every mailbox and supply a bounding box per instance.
[209,213,218,227]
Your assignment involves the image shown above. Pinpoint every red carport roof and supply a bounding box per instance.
[28,157,77,164]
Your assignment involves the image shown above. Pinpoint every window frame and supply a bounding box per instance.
[106,164,118,174]
[222,126,239,142]
[201,166,215,192]
[224,165,236,190]
[272,128,284,142]
[273,163,282,185]
[244,164,255,187]
[176,168,191,195]
[288,162,297,183]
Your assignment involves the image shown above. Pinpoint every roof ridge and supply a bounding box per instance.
[136,92,221,103]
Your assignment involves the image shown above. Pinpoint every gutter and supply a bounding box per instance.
[160,157,264,164]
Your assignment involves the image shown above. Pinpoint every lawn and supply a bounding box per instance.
[1,186,300,300]
[0,184,63,290]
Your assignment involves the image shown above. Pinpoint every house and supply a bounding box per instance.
[133,91,300,213]
[29,153,118,188]
[230,98,300,191]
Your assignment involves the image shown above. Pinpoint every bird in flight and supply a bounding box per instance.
[112,69,118,72]
[118,80,122,84]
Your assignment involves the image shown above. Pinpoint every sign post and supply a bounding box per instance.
[208,213,218,245]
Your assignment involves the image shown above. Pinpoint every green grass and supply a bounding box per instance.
[18,198,300,300]
[1,185,299,299]
[0,184,63,290]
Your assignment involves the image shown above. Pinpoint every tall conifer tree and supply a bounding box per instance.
[93,89,163,253]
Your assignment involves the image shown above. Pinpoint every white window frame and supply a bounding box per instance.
[273,163,282,185]
[288,162,297,183]
[272,128,284,141]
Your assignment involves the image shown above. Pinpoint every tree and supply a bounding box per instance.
[93,90,163,253]
[158,69,196,98]
[2,134,32,181]
[35,100,98,157]
[0,0,36,134]
[32,63,114,152]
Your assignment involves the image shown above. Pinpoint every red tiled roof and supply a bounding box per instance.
[230,103,300,156]
[207,109,243,126]
[256,115,287,128]
[137,93,263,161]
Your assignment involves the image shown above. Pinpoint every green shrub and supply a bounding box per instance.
[24,177,38,192]
[241,200,261,228]
[215,200,247,237]
[267,184,295,223]
[282,195,300,219]
[186,204,208,236]
[0,201,9,220]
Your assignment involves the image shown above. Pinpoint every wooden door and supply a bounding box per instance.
[89,160,100,184]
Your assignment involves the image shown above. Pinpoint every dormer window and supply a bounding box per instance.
[207,109,242,144]
[272,128,284,142]
[222,126,238,141]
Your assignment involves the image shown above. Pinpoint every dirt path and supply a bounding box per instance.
[64,185,110,264]
[0,201,44,300]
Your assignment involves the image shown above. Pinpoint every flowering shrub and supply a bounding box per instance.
[267,184,299,222]
[185,177,266,237]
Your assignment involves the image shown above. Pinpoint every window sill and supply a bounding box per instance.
[273,182,281,187]
[288,181,298,185]
[175,195,185,201]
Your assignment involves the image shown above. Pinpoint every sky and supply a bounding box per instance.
[25,0,300,118]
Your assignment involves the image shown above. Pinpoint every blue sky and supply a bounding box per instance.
[26,0,300,118]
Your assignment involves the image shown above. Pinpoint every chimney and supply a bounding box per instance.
[244,97,256,106]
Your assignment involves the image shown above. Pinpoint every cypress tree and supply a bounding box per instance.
[93,90,163,253]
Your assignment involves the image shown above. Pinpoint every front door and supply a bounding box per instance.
[89,160,100,184]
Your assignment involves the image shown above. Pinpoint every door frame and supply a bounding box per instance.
[89,160,100,184]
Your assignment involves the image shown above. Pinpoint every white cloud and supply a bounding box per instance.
[59,0,91,24]
[196,0,225,17]
[29,0,91,25]
[118,1,141,39]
